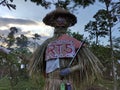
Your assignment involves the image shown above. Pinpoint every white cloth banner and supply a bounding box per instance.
[46,58,60,73]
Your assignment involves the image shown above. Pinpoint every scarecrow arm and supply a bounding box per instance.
[60,64,81,76]
[0,46,10,54]
[60,38,86,76]
[60,68,71,76]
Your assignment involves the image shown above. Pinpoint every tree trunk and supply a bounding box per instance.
[109,26,117,90]
[9,64,14,90]
[105,0,117,89]
[95,32,99,45]
[96,35,98,45]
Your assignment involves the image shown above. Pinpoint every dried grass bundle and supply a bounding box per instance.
[29,37,57,76]
[28,32,103,90]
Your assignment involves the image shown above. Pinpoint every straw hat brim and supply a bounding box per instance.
[43,8,77,27]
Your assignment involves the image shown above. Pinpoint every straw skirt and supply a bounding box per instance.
[43,47,103,90]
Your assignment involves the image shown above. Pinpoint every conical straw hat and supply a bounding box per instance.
[43,7,77,27]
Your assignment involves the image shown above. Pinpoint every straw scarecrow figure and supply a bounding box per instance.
[29,7,103,90]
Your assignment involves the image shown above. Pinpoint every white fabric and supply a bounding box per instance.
[46,58,60,73]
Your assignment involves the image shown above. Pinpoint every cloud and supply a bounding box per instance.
[0,17,54,36]
[0,17,54,44]
[0,17,38,27]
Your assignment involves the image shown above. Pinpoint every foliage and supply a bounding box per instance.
[16,34,29,48]
[32,33,41,40]
[89,44,112,80]
[13,76,44,90]
[113,37,120,51]
[68,28,120,89]
[0,47,36,90]
[84,8,118,45]
[84,0,120,46]
[29,0,96,10]
[67,29,83,41]
[0,75,44,90]
[7,27,18,48]
[0,0,16,10]
[89,44,120,89]
[0,26,43,89]
[1,0,97,11]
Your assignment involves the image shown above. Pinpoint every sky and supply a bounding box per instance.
[0,0,120,45]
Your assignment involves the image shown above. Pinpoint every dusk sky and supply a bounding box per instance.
[0,0,119,44]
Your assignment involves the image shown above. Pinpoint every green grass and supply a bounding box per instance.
[0,76,11,90]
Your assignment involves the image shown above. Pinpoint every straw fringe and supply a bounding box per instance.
[28,34,103,90]
[72,47,104,89]
[29,37,57,76]
[44,78,65,90]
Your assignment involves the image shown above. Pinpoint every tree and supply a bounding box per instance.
[16,34,29,48]
[1,0,96,11]
[32,33,41,49]
[85,19,108,45]
[67,29,83,41]
[85,7,118,45]
[113,37,120,51]
[0,0,16,10]
[94,1,119,90]
[7,27,18,48]
[29,0,96,10]
[84,1,120,89]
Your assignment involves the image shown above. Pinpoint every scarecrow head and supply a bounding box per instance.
[43,7,77,28]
